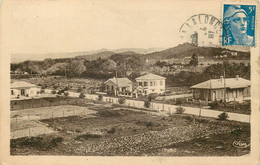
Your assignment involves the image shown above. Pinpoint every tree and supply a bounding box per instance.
[67,60,86,77]
[189,53,198,66]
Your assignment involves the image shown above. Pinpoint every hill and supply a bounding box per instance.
[144,43,250,60]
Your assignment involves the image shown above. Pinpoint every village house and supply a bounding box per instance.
[135,73,166,95]
[104,77,133,95]
[11,81,40,99]
[190,75,250,103]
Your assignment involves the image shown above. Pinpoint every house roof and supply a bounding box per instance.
[104,77,132,87]
[11,81,37,89]
[190,77,250,89]
[135,73,166,80]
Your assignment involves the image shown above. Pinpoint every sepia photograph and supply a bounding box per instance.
[0,0,259,164]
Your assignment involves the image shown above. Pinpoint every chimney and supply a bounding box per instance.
[236,75,239,80]
[220,76,224,82]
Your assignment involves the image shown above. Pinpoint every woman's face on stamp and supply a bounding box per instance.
[230,12,247,35]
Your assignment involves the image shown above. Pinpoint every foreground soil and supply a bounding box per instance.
[11,105,250,156]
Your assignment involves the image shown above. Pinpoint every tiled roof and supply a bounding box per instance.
[190,77,250,89]
[104,77,132,87]
[11,81,37,88]
[135,73,166,80]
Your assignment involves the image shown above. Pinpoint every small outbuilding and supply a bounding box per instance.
[190,75,250,103]
[11,81,40,99]
[104,77,133,95]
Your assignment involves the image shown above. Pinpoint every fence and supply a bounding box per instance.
[14,89,250,123]
[11,106,97,139]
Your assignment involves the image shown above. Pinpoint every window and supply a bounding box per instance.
[111,86,114,91]
[11,90,14,95]
[144,82,148,86]
[160,81,163,86]
[150,82,153,86]
[139,82,143,86]
[106,85,109,90]
[154,81,156,86]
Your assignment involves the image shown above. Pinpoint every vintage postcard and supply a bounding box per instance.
[0,0,259,164]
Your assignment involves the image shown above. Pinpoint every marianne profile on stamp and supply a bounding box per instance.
[223,5,255,46]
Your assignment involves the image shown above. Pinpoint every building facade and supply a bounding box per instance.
[104,77,133,95]
[11,81,40,99]
[190,75,250,103]
[135,73,166,95]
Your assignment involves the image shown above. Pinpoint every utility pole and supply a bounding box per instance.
[224,70,226,107]
[115,70,119,96]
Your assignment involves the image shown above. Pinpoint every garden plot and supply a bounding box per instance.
[11,105,97,121]
[11,105,98,139]
[11,120,56,139]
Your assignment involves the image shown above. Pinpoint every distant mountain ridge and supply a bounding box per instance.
[11,43,250,63]
[12,47,166,63]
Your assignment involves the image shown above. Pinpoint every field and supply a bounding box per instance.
[11,101,250,156]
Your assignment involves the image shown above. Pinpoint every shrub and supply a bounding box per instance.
[144,100,151,108]
[63,86,69,91]
[40,89,45,94]
[175,106,185,114]
[218,112,229,120]
[77,87,82,93]
[107,127,116,134]
[57,90,64,95]
[148,93,158,101]
[118,97,126,104]
[175,98,183,105]
[51,90,56,94]
[64,92,69,97]
[75,134,101,141]
[79,93,85,98]
[98,94,103,101]
[145,121,154,127]
[210,100,219,109]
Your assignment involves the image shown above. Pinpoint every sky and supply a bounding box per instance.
[1,0,222,58]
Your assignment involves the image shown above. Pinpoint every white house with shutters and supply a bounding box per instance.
[11,81,40,99]
[135,73,166,95]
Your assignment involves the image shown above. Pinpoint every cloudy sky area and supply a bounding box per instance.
[1,0,221,60]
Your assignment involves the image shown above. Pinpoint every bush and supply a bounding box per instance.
[75,134,101,141]
[57,90,64,95]
[51,90,56,94]
[107,127,116,134]
[148,93,158,101]
[77,87,82,93]
[175,106,185,114]
[98,94,103,101]
[64,92,69,96]
[40,89,45,94]
[118,97,126,104]
[175,98,183,105]
[218,112,229,120]
[210,100,219,109]
[63,86,69,91]
[144,100,151,108]
[79,93,85,98]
